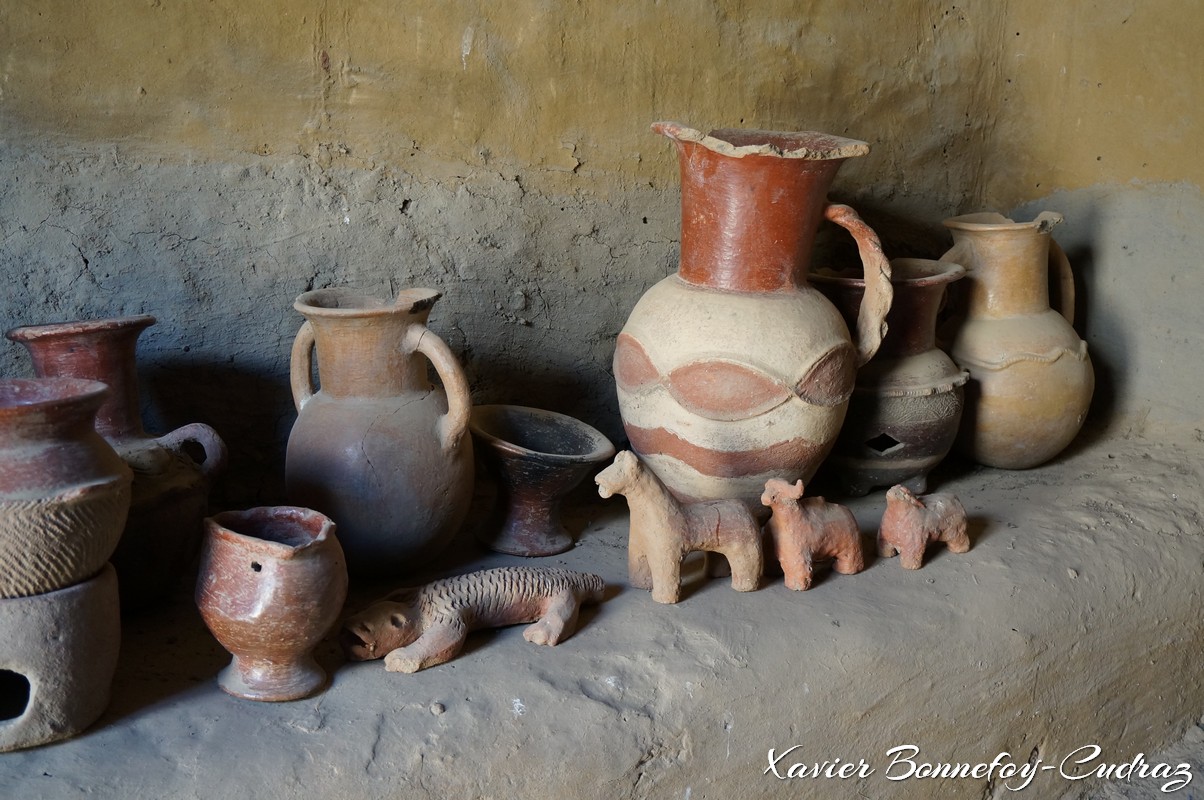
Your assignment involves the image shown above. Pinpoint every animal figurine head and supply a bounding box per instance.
[339,591,422,661]
[596,450,640,499]
[761,478,805,507]
[885,483,924,508]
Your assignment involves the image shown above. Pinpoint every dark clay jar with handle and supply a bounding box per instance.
[7,316,227,611]
[812,258,969,495]
[285,288,473,576]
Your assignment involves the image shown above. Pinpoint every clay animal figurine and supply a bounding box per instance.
[878,484,970,569]
[340,566,604,673]
[595,450,762,604]
[760,478,864,591]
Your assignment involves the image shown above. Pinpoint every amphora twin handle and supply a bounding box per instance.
[290,320,318,412]
[157,423,228,480]
[823,204,893,366]
[403,324,472,453]
[1049,240,1076,325]
[289,320,470,453]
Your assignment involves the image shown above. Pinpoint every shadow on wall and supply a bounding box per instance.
[1016,198,1124,447]
[142,358,294,509]
[812,198,954,269]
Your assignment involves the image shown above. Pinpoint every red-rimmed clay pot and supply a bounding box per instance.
[615,121,893,505]
[470,405,615,556]
[195,506,347,702]
[0,378,131,598]
[812,258,969,495]
[7,316,227,611]
[285,288,473,576]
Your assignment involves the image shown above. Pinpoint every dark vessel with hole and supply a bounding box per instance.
[812,258,968,495]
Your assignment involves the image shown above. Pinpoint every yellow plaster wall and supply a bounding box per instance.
[988,0,1204,206]
[3,2,1198,204]
[0,1,1004,207]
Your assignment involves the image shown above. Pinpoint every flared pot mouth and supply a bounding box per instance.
[0,377,109,418]
[470,405,616,464]
[294,287,442,318]
[206,506,335,555]
[943,210,1064,233]
[812,258,965,288]
[7,314,156,343]
[652,121,869,160]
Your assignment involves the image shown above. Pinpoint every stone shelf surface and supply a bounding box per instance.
[2,427,1202,799]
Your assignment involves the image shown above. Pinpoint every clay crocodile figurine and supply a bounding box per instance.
[340,566,605,673]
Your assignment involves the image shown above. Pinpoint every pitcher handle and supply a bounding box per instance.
[290,320,317,411]
[404,324,471,453]
[1049,239,1076,325]
[158,423,228,480]
[824,204,893,365]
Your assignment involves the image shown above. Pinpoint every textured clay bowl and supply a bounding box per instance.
[470,405,616,556]
[0,378,131,598]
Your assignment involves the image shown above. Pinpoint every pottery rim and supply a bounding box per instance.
[6,315,156,344]
[0,377,110,420]
[652,121,870,161]
[812,258,965,289]
[294,287,441,318]
[942,211,1064,233]
[205,506,335,559]
[470,405,616,465]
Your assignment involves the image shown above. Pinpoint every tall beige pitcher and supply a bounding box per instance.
[285,288,473,575]
[940,212,1094,468]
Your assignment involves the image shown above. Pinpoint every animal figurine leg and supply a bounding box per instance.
[783,552,814,591]
[878,534,899,560]
[384,620,468,673]
[833,546,865,575]
[628,540,654,591]
[523,590,581,646]
[722,541,763,592]
[945,523,971,554]
[898,545,924,571]
[646,546,683,604]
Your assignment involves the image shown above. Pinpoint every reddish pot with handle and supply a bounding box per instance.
[7,316,227,611]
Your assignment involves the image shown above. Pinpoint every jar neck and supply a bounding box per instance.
[954,227,1053,319]
[305,313,431,399]
[9,320,151,439]
[675,141,845,293]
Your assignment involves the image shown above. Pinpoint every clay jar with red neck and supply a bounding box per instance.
[614,122,893,505]
[7,316,227,612]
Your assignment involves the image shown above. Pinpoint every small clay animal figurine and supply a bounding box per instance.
[595,450,762,604]
[340,566,604,673]
[760,478,864,591]
[878,484,970,569]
